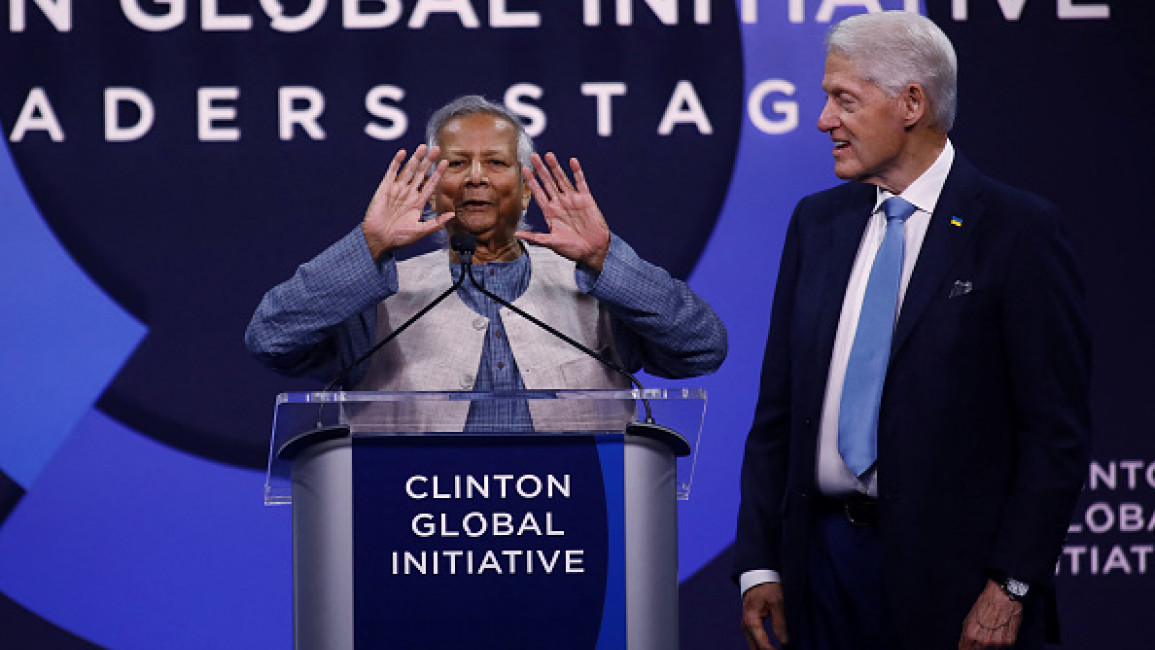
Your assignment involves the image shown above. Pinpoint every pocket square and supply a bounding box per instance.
[949,280,973,298]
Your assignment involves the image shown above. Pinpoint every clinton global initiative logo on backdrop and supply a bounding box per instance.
[1059,458,1155,579]
[0,1,742,467]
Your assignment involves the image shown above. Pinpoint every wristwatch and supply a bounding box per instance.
[999,576,1030,601]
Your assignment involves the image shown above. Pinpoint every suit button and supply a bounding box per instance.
[803,418,814,427]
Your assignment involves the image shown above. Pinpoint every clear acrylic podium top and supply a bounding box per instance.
[265,388,707,505]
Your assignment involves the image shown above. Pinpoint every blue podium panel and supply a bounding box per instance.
[352,435,626,650]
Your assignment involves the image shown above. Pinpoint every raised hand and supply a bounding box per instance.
[518,152,611,272]
[361,144,452,260]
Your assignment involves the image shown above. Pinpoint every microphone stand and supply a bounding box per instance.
[280,235,479,460]
[459,236,690,456]
[281,232,689,460]
[319,235,476,396]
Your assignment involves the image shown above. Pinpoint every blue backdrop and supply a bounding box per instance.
[1,1,1150,647]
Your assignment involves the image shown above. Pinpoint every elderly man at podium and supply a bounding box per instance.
[245,95,726,429]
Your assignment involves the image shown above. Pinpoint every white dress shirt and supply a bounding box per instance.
[815,140,955,497]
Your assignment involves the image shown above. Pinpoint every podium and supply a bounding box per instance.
[265,389,706,650]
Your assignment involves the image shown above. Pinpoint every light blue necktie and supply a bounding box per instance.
[838,196,916,478]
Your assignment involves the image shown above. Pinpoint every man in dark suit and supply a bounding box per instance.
[733,11,1090,650]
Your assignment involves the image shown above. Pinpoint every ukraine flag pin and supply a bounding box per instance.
[950,217,963,227]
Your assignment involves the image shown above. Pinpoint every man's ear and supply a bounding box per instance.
[903,83,928,128]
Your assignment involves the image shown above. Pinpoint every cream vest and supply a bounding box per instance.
[353,245,632,432]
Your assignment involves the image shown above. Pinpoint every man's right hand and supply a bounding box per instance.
[741,582,789,650]
[361,144,453,260]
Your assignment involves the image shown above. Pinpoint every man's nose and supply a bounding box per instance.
[817,98,838,132]
[465,160,488,185]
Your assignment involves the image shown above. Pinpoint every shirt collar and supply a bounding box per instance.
[874,139,955,215]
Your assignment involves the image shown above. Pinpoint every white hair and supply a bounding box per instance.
[826,11,958,131]
[425,94,534,169]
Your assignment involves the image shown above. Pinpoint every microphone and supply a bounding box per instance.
[458,234,690,456]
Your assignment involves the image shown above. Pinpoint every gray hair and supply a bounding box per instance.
[425,95,534,169]
[826,11,957,131]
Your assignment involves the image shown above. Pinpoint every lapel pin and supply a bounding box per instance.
[950,217,963,227]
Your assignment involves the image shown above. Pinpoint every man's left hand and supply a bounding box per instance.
[959,579,1023,649]
[518,152,612,272]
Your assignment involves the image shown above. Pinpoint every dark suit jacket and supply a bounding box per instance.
[733,154,1091,648]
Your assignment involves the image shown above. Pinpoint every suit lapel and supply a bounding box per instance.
[891,155,986,357]
[809,185,875,389]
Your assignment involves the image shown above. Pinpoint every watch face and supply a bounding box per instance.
[1005,578,1029,599]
